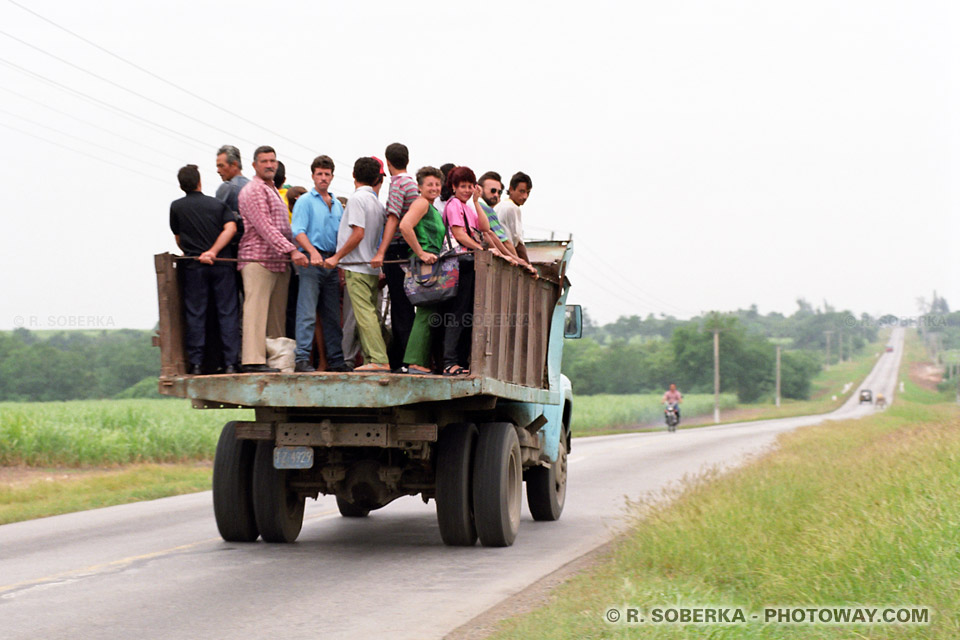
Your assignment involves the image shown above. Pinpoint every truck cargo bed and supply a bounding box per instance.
[154,243,571,409]
[160,369,555,408]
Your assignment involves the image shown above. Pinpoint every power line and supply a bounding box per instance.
[2,3,356,192]
[0,85,190,163]
[567,267,662,318]
[576,245,696,316]
[6,0,323,159]
[0,106,170,172]
[0,121,166,183]
[0,56,214,152]
[571,256,690,317]
[0,28,262,148]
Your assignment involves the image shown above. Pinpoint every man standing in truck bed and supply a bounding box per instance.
[169,164,240,375]
[237,146,308,373]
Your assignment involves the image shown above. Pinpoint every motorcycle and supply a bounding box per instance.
[664,402,680,432]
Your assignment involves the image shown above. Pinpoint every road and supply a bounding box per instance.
[0,329,904,639]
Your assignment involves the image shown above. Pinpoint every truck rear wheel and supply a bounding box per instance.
[212,421,258,542]
[473,423,522,547]
[336,495,371,518]
[526,426,567,521]
[252,441,305,543]
[435,422,478,546]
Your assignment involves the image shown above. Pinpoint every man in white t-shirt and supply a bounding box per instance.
[325,157,389,371]
[494,171,532,262]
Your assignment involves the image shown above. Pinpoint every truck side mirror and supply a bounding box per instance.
[564,305,582,339]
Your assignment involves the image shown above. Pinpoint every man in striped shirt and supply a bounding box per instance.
[372,142,419,370]
[237,145,308,373]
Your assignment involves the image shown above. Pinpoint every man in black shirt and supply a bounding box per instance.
[170,164,241,374]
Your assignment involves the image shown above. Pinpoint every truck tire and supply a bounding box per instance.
[212,421,258,542]
[526,427,567,521]
[435,422,478,546]
[336,495,371,518]
[473,423,522,547]
[252,441,305,543]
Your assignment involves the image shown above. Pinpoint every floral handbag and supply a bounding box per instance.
[403,226,459,306]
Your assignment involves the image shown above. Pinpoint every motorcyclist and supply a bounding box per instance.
[662,383,683,422]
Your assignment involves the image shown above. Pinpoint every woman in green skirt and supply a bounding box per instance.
[398,166,448,374]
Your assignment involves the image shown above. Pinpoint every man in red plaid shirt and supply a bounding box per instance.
[237,145,308,373]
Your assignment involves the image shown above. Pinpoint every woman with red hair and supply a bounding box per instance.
[439,166,503,375]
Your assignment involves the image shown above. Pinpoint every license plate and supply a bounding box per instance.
[273,446,314,469]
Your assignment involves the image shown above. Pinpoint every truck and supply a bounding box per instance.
[154,241,580,547]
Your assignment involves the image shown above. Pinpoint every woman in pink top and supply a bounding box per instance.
[440,166,503,375]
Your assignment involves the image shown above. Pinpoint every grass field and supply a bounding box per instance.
[488,333,960,639]
[0,399,252,466]
[0,464,212,525]
[572,393,738,436]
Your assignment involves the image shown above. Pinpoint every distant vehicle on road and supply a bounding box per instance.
[859,389,873,404]
[875,393,886,409]
[885,346,894,353]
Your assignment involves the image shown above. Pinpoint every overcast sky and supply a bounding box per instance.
[0,0,955,331]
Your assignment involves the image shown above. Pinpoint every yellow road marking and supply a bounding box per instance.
[0,507,339,594]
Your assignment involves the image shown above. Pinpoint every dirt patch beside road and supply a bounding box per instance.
[910,362,942,391]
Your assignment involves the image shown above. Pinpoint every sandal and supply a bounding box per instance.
[442,365,470,376]
[403,365,432,375]
[355,363,391,372]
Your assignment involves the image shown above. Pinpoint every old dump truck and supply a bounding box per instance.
[154,241,580,547]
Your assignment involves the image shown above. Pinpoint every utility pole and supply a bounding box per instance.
[775,345,781,408]
[713,329,721,423]
[824,330,833,367]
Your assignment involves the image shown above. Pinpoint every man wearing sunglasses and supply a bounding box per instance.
[477,171,521,261]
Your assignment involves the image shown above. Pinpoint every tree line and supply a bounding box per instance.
[0,328,159,401]
[565,300,881,401]
[0,298,889,402]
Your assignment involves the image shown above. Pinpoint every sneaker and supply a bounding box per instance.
[295,361,316,373]
[188,363,203,375]
[328,364,354,372]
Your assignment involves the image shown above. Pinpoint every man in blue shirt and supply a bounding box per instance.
[291,155,348,372]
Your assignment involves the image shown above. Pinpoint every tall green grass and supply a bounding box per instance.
[0,465,213,524]
[0,399,252,466]
[489,330,960,639]
[491,397,960,639]
[573,393,738,435]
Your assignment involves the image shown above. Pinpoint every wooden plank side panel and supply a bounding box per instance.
[155,253,186,377]
[501,277,520,384]
[471,252,490,380]
[520,274,535,387]
[496,259,513,381]
[540,284,554,386]
[482,254,497,379]
[471,253,561,390]
[525,278,540,387]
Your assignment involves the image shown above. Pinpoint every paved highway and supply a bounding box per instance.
[0,329,904,639]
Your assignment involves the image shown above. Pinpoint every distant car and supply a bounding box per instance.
[885,346,894,353]
[859,389,873,404]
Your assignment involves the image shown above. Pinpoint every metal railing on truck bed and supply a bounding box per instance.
[153,241,570,408]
